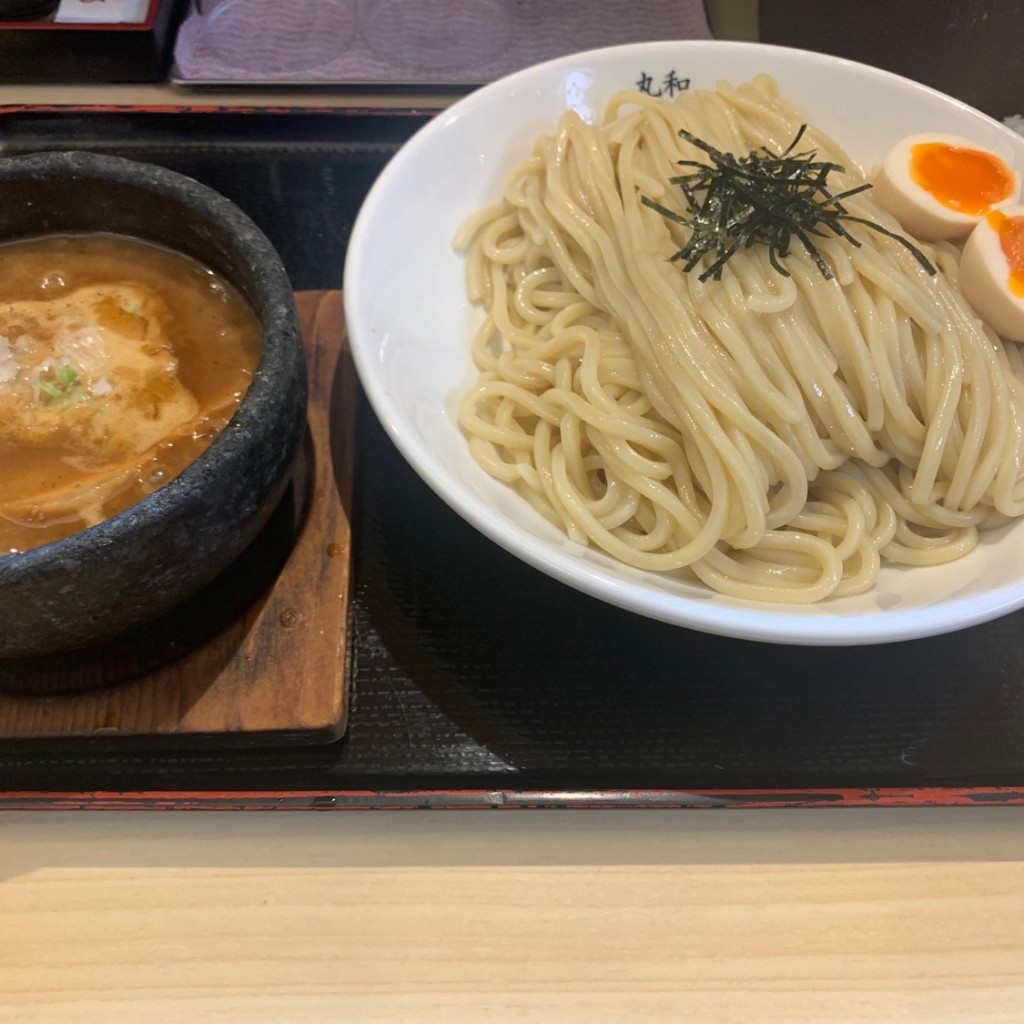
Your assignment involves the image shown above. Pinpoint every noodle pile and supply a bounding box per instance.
[454,75,1024,603]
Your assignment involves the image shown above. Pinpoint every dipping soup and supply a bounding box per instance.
[0,233,262,554]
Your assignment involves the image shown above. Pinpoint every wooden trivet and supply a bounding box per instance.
[0,291,353,748]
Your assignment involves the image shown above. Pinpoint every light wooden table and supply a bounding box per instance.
[2,807,1023,1022]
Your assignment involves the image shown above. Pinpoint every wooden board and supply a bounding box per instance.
[0,290,353,747]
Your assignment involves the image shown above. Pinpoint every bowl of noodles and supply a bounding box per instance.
[344,40,1024,645]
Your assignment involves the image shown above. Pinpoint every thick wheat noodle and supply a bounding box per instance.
[455,75,1024,602]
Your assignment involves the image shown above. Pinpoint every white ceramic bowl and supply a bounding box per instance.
[344,40,1024,646]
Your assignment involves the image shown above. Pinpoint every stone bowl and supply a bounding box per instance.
[0,151,308,660]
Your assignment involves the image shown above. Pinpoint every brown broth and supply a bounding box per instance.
[0,233,262,554]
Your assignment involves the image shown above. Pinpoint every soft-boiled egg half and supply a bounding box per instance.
[873,133,1020,241]
[960,205,1024,342]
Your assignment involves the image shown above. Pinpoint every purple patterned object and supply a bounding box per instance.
[173,0,712,86]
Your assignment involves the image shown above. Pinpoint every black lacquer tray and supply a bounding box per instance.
[2,107,1024,810]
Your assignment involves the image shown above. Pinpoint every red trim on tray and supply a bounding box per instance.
[0,0,158,31]
[1,788,1023,811]
[0,104,431,116]
[0,105,331,115]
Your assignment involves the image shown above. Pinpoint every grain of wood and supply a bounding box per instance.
[1,808,1022,1023]
[0,290,352,744]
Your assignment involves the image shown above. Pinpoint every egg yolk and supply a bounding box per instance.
[911,142,1014,216]
[987,210,1024,298]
